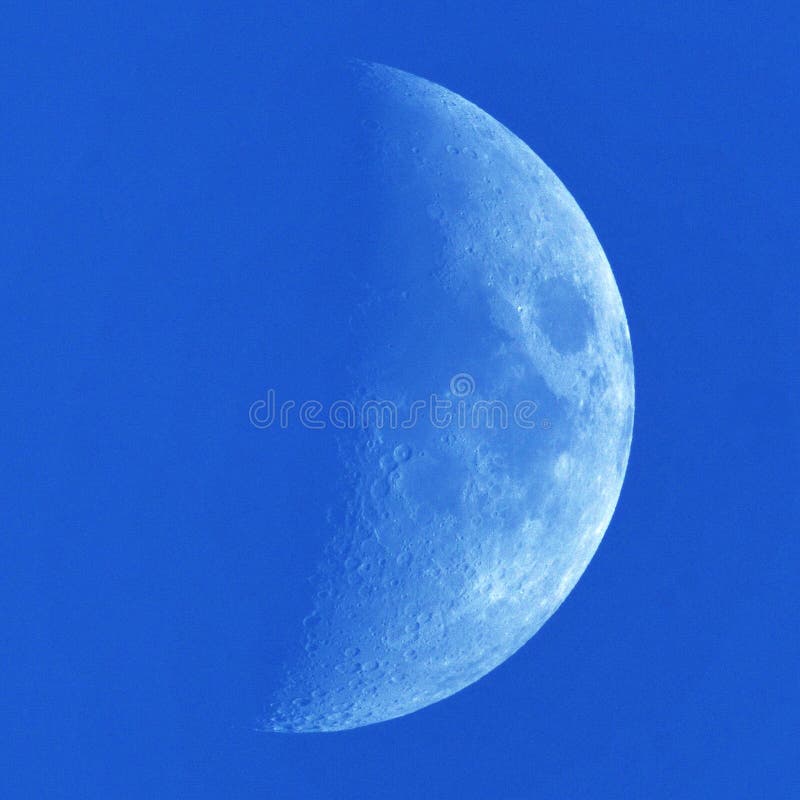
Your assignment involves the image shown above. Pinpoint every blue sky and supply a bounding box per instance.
[2,3,798,798]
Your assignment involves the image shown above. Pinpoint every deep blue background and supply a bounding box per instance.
[2,3,798,798]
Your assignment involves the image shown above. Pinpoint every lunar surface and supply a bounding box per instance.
[266,63,634,732]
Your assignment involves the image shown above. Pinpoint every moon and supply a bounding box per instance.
[266,63,634,732]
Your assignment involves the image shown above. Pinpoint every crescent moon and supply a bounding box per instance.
[267,63,634,732]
